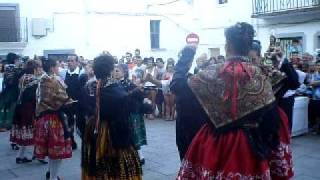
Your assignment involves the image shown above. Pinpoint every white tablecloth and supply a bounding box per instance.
[292,96,309,137]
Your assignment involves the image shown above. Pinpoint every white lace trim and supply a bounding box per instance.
[269,142,293,177]
[178,160,271,180]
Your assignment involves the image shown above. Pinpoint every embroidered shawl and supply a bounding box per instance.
[188,58,275,128]
[17,74,40,104]
[36,73,73,116]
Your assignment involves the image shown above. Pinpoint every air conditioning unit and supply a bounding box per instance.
[32,18,47,37]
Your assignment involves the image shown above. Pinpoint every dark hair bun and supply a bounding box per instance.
[93,54,115,79]
[42,58,57,73]
[225,22,255,56]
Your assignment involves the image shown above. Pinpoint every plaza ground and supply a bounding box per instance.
[0,119,319,180]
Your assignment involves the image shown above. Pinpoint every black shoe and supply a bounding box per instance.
[46,171,50,180]
[140,158,145,165]
[72,141,77,150]
[16,157,32,164]
[11,144,19,151]
[38,159,48,164]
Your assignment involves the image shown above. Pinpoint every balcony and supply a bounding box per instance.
[252,0,320,18]
[0,17,28,54]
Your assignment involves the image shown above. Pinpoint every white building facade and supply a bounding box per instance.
[193,0,320,58]
[0,0,319,60]
[0,0,197,60]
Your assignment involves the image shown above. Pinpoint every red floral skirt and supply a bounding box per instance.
[177,107,293,180]
[34,113,72,160]
[269,107,294,179]
[10,102,35,146]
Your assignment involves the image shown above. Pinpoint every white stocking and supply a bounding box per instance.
[138,149,144,160]
[16,146,26,158]
[49,159,62,180]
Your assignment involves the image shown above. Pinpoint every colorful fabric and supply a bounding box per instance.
[34,113,72,160]
[177,107,293,180]
[178,123,271,179]
[269,107,294,179]
[36,74,73,116]
[10,103,34,146]
[10,74,39,145]
[82,77,142,179]
[82,120,142,180]
[188,57,275,128]
[130,114,147,149]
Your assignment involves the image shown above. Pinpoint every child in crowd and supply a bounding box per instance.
[163,58,175,121]
[144,57,157,119]
[131,56,146,85]
[154,58,166,118]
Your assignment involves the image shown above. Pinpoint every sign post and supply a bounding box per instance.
[186,33,200,45]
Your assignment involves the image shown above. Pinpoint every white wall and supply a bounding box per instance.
[192,0,320,57]
[2,0,319,60]
[0,0,193,60]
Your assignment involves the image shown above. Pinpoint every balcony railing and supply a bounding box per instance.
[252,0,320,17]
[0,17,28,43]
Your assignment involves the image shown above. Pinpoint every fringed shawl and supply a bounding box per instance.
[188,56,275,129]
[36,73,73,116]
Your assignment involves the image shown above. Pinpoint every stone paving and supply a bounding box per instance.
[0,119,320,180]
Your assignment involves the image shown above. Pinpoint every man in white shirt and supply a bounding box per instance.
[64,55,81,150]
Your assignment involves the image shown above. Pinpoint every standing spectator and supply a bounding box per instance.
[308,64,320,133]
[57,60,67,82]
[193,53,208,74]
[154,58,165,118]
[64,55,81,150]
[131,56,146,85]
[288,39,303,56]
[78,56,86,75]
[119,56,125,64]
[144,57,157,119]
[217,55,225,63]
[134,49,141,58]
[125,52,133,67]
[163,60,175,121]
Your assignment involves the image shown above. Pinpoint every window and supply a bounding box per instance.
[278,37,303,58]
[209,48,220,58]
[0,4,19,42]
[218,0,228,4]
[150,20,160,49]
[317,36,320,49]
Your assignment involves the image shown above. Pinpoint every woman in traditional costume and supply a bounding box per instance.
[176,22,293,179]
[34,58,74,180]
[0,53,23,134]
[10,60,41,163]
[81,55,142,180]
[112,64,152,165]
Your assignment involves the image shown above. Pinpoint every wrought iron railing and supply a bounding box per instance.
[0,17,28,42]
[252,0,320,16]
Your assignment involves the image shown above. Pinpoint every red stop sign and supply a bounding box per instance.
[186,33,200,45]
